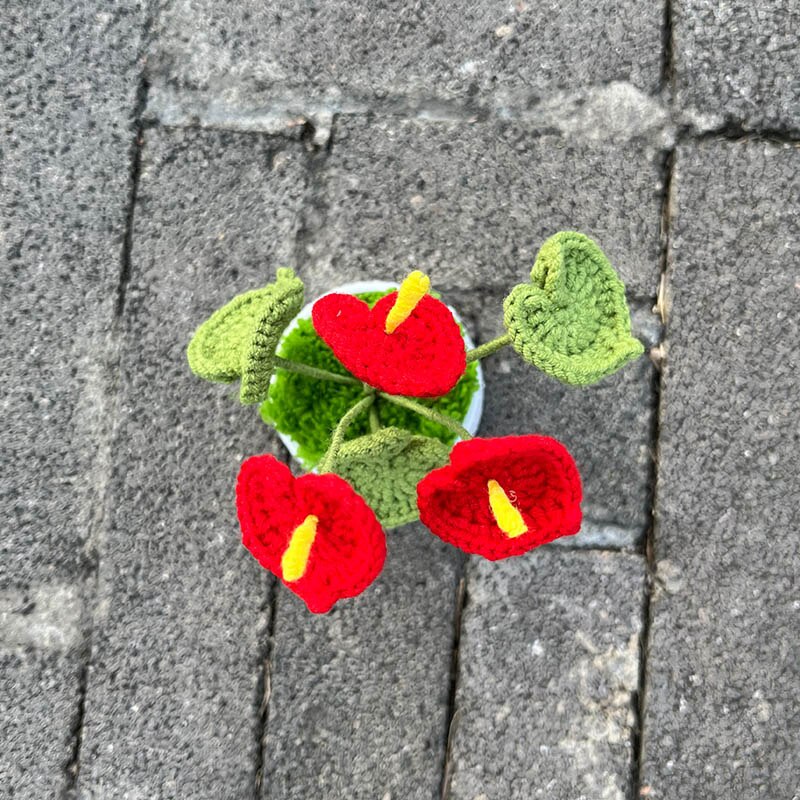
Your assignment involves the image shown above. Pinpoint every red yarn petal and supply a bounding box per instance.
[236,455,386,613]
[312,291,466,397]
[417,435,582,559]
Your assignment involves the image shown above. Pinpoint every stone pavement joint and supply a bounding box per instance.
[440,569,467,800]
[549,519,645,552]
[0,585,83,652]
[254,579,280,795]
[147,82,681,146]
[660,0,674,94]
[116,75,152,319]
[146,80,800,147]
[292,121,339,279]
[629,129,677,796]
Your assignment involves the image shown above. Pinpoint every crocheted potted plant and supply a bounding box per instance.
[188,231,643,614]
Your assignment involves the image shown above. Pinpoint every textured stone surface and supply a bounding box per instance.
[477,297,658,543]
[673,1,800,132]
[76,128,307,799]
[0,0,145,584]
[301,116,663,299]
[0,649,83,799]
[448,550,645,800]
[0,4,146,797]
[148,0,662,119]
[0,584,85,799]
[641,140,800,796]
[263,524,459,800]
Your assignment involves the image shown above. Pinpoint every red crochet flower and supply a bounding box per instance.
[236,455,386,613]
[417,435,582,559]
[311,276,466,397]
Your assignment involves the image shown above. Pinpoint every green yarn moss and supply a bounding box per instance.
[260,291,479,469]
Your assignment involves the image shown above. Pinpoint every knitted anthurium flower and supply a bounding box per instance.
[417,435,582,559]
[503,232,644,385]
[187,268,304,404]
[236,454,386,613]
[312,271,467,397]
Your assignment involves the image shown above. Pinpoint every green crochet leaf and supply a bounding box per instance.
[329,427,451,529]
[186,268,304,404]
[503,232,644,386]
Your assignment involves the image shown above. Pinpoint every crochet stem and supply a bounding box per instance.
[369,401,381,433]
[274,355,362,386]
[317,393,376,473]
[378,393,473,441]
[465,332,513,363]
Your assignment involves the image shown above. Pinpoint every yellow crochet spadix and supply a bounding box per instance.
[487,480,527,538]
[384,271,431,333]
[281,514,318,582]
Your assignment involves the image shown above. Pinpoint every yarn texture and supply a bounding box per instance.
[237,454,386,613]
[261,306,478,467]
[187,268,304,404]
[312,291,466,397]
[330,427,451,528]
[384,270,430,333]
[182,230,651,616]
[503,232,643,386]
[417,435,582,560]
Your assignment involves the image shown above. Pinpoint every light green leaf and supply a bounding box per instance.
[187,268,304,404]
[330,427,451,529]
[503,232,644,385]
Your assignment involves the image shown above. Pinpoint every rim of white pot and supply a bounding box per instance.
[272,280,485,467]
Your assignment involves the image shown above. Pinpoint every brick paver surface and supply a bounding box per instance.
[448,551,645,800]
[2,3,146,796]
[2,2,798,798]
[76,127,304,799]
[641,139,799,797]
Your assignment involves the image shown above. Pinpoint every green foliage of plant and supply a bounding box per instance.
[330,428,452,528]
[261,291,479,468]
[504,232,643,385]
[186,268,305,404]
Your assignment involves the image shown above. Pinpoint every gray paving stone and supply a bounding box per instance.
[76,128,307,799]
[476,298,658,543]
[1,4,146,796]
[147,1,663,123]
[448,550,645,800]
[262,524,460,800]
[301,117,663,299]
[641,140,800,796]
[0,0,145,585]
[1,650,83,800]
[1,584,85,799]
[673,1,800,132]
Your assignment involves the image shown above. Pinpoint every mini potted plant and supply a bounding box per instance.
[187,232,644,613]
